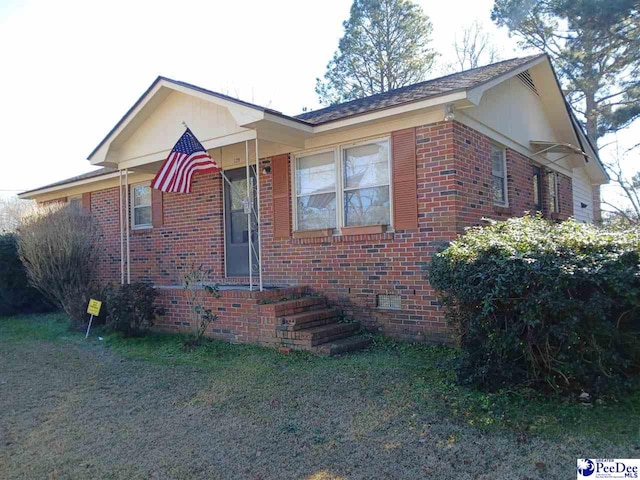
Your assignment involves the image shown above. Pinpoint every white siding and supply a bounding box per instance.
[572,168,595,222]
[115,91,246,164]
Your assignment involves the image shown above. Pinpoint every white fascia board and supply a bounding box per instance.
[261,112,314,134]
[117,129,257,170]
[89,82,168,165]
[311,91,470,133]
[466,55,547,104]
[19,172,122,199]
[164,81,265,126]
[89,79,266,166]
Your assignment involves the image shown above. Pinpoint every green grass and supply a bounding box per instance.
[2,313,639,445]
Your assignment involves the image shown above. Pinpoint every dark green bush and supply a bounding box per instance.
[429,215,640,395]
[0,233,51,316]
[105,283,162,336]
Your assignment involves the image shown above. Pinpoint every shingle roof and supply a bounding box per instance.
[20,167,118,195]
[296,54,544,125]
[22,55,547,196]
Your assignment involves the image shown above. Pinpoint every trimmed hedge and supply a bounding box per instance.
[429,215,640,395]
[0,233,51,316]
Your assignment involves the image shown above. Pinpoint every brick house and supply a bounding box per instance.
[20,54,608,353]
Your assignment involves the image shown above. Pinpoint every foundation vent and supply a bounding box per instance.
[517,70,539,96]
[377,294,402,310]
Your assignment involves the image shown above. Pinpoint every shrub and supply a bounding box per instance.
[429,215,640,395]
[0,233,51,316]
[17,203,100,328]
[183,264,219,347]
[104,282,162,336]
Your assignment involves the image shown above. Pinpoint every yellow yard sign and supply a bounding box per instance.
[87,299,102,316]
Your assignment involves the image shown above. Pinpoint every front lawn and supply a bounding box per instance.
[1,314,638,479]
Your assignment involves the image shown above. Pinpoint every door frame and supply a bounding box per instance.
[222,166,257,278]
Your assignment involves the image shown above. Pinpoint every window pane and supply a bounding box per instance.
[344,186,390,226]
[133,185,151,207]
[492,176,505,204]
[134,206,152,226]
[344,141,389,189]
[491,146,504,176]
[297,193,336,230]
[230,178,247,211]
[296,151,336,196]
[231,211,248,244]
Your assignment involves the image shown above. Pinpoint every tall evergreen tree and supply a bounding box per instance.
[492,0,640,146]
[316,0,436,105]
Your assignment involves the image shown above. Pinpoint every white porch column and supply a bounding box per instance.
[245,141,252,291]
[255,138,262,291]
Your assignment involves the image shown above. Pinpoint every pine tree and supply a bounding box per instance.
[316,0,436,105]
[492,0,640,146]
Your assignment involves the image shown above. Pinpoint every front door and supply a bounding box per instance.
[224,167,258,277]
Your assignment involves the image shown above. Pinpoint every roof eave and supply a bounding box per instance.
[18,171,122,200]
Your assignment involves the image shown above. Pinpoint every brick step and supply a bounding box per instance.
[313,335,373,356]
[267,297,326,317]
[296,322,360,347]
[277,308,341,330]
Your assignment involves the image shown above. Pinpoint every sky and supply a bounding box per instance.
[0,0,636,208]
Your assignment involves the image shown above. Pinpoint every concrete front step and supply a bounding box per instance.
[277,308,341,330]
[313,335,373,356]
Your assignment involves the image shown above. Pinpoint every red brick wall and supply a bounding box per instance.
[92,187,122,284]
[452,122,573,229]
[86,120,574,344]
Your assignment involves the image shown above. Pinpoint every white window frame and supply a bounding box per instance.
[130,182,152,230]
[292,136,392,232]
[293,146,339,231]
[491,143,508,207]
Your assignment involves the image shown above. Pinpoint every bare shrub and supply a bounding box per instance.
[183,264,219,348]
[17,202,100,328]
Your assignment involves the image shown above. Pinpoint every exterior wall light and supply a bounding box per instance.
[444,104,455,121]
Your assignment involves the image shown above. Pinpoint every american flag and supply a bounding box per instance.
[151,128,220,193]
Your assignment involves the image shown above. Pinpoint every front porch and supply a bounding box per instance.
[153,284,371,355]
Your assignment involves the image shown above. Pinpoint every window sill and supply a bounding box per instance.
[493,205,511,215]
[340,225,387,235]
[132,226,152,234]
[292,228,334,239]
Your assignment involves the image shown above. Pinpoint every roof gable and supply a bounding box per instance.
[296,55,544,125]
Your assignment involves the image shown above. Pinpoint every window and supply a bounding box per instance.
[532,165,542,211]
[491,144,507,205]
[68,195,81,210]
[131,184,152,229]
[294,138,391,231]
[295,150,337,230]
[548,171,559,213]
[343,141,390,227]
